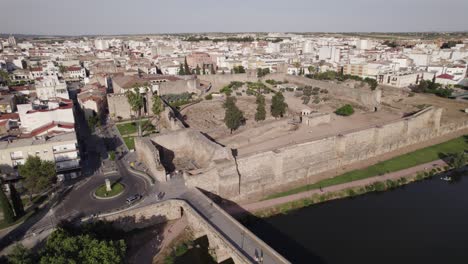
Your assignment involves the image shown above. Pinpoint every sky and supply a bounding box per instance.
[1,0,467,35]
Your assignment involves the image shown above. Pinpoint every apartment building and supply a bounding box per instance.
[0,132,81,180]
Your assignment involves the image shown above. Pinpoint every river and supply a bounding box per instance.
[247,175,468,264]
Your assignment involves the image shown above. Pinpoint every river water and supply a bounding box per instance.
[247,175,468,264]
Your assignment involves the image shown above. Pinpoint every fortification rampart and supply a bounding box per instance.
[96,199,252,264]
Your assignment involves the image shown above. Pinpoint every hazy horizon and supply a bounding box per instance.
[1,0,467,36]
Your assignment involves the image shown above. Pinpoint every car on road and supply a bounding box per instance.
[126,194,142,205]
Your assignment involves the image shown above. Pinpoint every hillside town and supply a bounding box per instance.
[1,32,468,263]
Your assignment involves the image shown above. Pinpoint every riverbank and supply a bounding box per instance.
[230,159,461,218]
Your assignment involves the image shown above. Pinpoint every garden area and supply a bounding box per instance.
[95,182,125,198]
[116,120,156,150]
[267,135,468,199]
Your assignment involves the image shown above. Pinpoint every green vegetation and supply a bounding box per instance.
[204,93,213,100]
[161,92,199,108]
[335,104,355,116]
[271,92,288,118]
[117,120,155,137]
[0,186,14,224]
[109,151,116,161]
[87,114,100,131]
[306,71,378,90]
[95,182,125,198]
[257,68,270,78]
[164,236,217,264]
[223,96,244,133]
[448,152,467,169]
[267,135,468,199]
[123,137,135,150]
[125,87,147,136]
[7,222,126,264]
[18,156,56,199]
[265,79,287,86]
[255,94,266,122]
[9,184,24,218]
[412,79,453,98]
[232,65,246,74]
[220,81,244,95]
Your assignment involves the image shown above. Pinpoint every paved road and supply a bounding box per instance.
[181,189,290,264]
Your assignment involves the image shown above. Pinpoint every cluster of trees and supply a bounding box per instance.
[161,92,195,108]
[1,156,56,225]
[178,57,192,76]
[305,71,378,90]
[382,40,399,48]
[125,86,164,136]
[219,81,244,95]
[223,91,287,132]
[335,104,355,116]
[232,66,246,74]
[257,68,270,78]
[265,79,288,86]
[412,79,453,98]
[6,221,126,264]
[87,113,100,131]
[440,41,462,49]
[193,64,216,75]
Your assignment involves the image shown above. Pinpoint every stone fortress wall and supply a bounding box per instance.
[181,106,468,201]
[135,106,468,201]
[97,199,251,264]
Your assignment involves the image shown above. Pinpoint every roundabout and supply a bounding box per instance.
[94,182,125,199]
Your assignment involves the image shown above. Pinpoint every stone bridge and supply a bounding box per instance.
[97,188,290,264]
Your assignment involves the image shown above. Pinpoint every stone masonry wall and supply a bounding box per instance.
[135,137,166,182]
[227,107,455,200]
[98,199,251,264]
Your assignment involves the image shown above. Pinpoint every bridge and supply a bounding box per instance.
[97,187,290,264]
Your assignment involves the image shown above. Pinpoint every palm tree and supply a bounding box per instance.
[125,86,147,137]
[151,95,164,131]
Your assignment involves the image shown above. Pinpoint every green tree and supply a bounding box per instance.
[335,104,355,116]
[9,184,24,218]
[58,65,67,74]
[184,57,190,75]
[255,94,266,122]
[0,70,10,85]
[271,92,288,118]
[39,228,126,264]
[125,86,146,136]
[151,95,164,131]
[202,64,206,75]
[178,64,185,75]
[7,244,33,264]
[449,152,467,169]
[18,156,56,199]
[223,96,244,133]
[195,64,201,75]
[87,114,100,131]
[0,185,14,224]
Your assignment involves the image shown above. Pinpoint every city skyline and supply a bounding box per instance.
[1,0,468,35]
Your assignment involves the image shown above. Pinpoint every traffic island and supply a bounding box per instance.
[94,182,125,199]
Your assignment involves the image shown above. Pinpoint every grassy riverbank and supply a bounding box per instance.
[267,135,467,199]
[254,168,451,218]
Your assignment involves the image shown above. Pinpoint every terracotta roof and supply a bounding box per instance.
[437,73,454,80]
[0,113,19,120]
[67,66,82,71]
[20,121,75,138]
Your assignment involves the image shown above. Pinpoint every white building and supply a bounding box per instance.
[0,132,81,180]
[17,99,75,134]
[94,38,109,50]
[35,76,69,100]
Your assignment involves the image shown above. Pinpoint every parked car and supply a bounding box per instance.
[126,194,142,204]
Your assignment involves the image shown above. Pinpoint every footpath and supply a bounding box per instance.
[230,159,448,214]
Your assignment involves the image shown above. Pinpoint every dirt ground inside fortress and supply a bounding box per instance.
[181,84,468,157]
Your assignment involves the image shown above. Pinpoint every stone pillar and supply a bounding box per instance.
[105,179,111,192]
